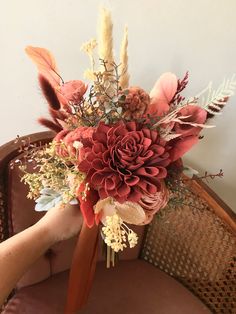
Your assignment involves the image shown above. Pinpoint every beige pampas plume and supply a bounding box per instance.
[119,26,129,89]
[98,7,114,72]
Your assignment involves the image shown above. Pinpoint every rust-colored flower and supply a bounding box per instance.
[121,87,150,119]
[79,121,171,203]
[54,126,94,162]
[59,80,87,104]
[54,129,70,158]
[138,180,169,224]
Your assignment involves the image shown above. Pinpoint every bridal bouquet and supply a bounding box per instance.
[21,8,235,261]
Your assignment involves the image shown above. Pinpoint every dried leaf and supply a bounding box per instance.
[162,133,182,141]
[25,46,60,87]
[172,119,215,128]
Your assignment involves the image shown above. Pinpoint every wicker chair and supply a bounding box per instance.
[0,132,235,314]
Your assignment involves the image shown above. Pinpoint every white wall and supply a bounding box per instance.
[0,0,235,211]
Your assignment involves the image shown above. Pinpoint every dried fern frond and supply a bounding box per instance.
[152,98,197,129]
[196,75,236,118]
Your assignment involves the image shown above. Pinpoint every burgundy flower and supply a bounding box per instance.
[122,87,150,119]
[79,121,171,203]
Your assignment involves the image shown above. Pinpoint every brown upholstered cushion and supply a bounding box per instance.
[4,260,211,314]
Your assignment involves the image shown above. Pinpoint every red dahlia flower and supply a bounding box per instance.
[79,121,171,203]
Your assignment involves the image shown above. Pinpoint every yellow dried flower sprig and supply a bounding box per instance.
[102,214,138,252]
[119,26,129,89]
[20,142,85,203]
[81,38,97,73]
[98,7,114,73]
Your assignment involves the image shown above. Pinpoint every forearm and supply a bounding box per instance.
[0,222,54,306]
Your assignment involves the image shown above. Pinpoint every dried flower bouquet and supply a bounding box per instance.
[19,8,235,311]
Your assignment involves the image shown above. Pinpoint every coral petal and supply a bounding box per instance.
[117,184,131,197]
[170,136,199,162]
[148,72,178,116]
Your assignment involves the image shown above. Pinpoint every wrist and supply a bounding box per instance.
[34,219,57,247]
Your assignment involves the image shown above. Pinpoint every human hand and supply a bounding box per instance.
[36,203,83,244]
